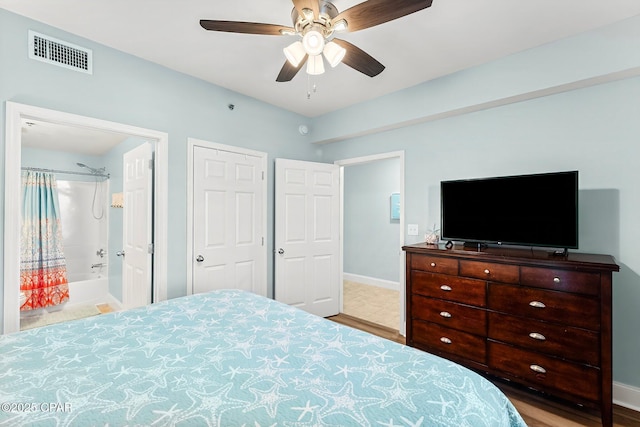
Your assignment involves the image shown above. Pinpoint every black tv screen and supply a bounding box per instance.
[441,171,578,249]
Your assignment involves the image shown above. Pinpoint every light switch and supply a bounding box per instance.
[408,224,419,236]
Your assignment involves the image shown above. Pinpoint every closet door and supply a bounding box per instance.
[191,143,266,296]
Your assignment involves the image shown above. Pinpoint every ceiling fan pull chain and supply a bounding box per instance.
[306,75,318,100]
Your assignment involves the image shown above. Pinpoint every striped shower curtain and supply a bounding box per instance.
[20,171,70,311]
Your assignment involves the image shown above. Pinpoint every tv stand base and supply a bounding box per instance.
[552,248,568,257]
[463,241,488,250]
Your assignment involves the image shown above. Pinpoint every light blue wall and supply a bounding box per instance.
[343,158,400,282]
[311,14,640,144]
[0,9,318,329]
[21,147,105,179]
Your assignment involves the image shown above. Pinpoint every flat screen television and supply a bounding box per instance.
[440,171,578,249]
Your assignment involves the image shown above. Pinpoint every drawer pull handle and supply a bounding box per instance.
[440,311,452,318]
[440,337,452,344]
[484,269,490,274]
[553,277,561,283]
[430,262,436,267]
[440,285,452,292]
[529,332,546,341]
[529,301,546,309]
[530,364,547,374]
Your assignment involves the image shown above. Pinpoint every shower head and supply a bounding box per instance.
[76,162,107,175]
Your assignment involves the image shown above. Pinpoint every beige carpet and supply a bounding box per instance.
[20,304,101,331]
[342,280,400,330]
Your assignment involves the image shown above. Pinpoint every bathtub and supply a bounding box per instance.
[20,277,119,319]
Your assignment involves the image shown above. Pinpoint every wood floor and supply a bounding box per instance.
[327,313,640,427]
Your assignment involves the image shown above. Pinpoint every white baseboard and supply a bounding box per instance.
[343,273,400,292]
[614,381,640,412]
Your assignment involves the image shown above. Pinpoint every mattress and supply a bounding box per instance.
[0,290,527,426]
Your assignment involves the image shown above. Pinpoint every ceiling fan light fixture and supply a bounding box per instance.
[332,19,348,32]
[323,41,346,67]
[302,29,325,56]
[306,54,325,75]
[284,41,306,67]
[279,28,296,36]
[301,8,314,21]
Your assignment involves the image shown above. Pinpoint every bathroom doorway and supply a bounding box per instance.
[3,102,168,334]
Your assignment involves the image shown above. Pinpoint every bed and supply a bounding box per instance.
[0,290,526,426]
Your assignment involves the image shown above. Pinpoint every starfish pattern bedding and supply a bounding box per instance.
[0,290,527,426]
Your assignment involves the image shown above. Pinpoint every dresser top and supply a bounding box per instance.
[402,242,619,272]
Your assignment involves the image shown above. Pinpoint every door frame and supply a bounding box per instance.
[3,101,168,334]
[335,151,406,335]
[186,138,268,296]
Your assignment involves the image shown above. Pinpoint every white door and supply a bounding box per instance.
[122,142,153,309]
[192,144,266,296]
[274,158,340,317]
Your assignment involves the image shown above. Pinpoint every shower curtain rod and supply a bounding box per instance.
[21,166,110,179]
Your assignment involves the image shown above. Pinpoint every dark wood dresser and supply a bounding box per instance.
[403,243,619,427]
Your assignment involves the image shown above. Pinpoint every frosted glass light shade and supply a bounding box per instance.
[302,30,325,56]
[306,55,325,75]
[284,41,306,67]
[332,19,348,32]
[323,41,346,67]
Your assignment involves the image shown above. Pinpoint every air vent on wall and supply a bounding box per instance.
[28,30,93,74]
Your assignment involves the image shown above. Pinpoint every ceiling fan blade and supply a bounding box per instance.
[334,0,433,32]
[333,39,385,77]
[292,0,320,20]
[276,55,308,82]
[200,20,294,36]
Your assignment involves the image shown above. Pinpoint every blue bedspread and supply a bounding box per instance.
[1,290,527,426]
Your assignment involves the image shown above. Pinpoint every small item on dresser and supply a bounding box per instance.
[425,224,440,245]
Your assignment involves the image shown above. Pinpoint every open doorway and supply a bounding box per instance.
[335,151,405,335]
[3,102,168,334]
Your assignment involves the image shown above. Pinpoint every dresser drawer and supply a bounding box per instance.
[410,254,458,275]
[412,295,486,335]
[488,312,599,366]
[459,260,519,284]
[488,342,600,402]
[520,266,600,296]
[413,321,486,364]
[412,271,486,307]
[488,283,599,330]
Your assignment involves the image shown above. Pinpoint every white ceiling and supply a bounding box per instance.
[21,118,131,155]
[3,0,640,119]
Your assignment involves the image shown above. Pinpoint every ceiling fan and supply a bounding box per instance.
[200,0,433,82]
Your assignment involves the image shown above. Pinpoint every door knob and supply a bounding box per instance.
[116,251,125,257]
[278,248,284,255]
[196,255,204,263]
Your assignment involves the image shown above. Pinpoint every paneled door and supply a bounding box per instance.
[274,158,340,317]
[122,142,153,309]
[191,143,266,296]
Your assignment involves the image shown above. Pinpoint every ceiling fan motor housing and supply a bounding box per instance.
[291,1,340,39]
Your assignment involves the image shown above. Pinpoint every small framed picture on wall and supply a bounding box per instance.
[390,193,400,220]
